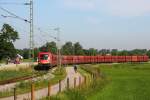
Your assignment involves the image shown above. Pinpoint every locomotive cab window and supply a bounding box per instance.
[40,54,49,60]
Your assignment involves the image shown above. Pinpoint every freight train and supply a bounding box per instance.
[38,52,149,67]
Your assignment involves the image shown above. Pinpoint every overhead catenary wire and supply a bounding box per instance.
[36,28,56,44]
[37,27,57,40]
[0,2,30,5]
[0,6,30,23]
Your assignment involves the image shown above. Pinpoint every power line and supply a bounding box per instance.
[0,6,30,23]
[0,2,30,5]
[37,28,57,40]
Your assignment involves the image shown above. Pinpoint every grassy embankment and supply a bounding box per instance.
[0,67,67,98]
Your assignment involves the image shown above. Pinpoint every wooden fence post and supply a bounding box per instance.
[14,88,17,100]
[84,76,87,86]
[79,77,81,88]
[48,82,51,96]
[67,78,69,90]
[91,73,93,79]
[74,77,76,88]
[59,80,61,92]
[31,84,35,100]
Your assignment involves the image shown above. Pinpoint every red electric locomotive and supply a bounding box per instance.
[38,52,52,66]
[38,52,149,67]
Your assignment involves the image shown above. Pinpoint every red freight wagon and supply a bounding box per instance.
[77,56,81,63]
[95,56,98,63]
[84,56,87,63]
[105,56,112,63]
[91,56,95,63]
[83,56,87,63]
[137,56,143,62]
[67,56,73,64]
[86,56,90,63]
[132,56,138,62]
[73,56,78,64]
[94,56,98,63]
[112,56,118,63]
[143,55,149,62]
[77,56,83,63]
[85,56,89,63]
[100,56,105,63]
[103,56,107,63]
[97,56,101,63]
[61,56,66,64]
[52,55,57,65]
[122,56,126,62]
[126,56,132,62]
[117,56,122,62]
[117,56,125,62]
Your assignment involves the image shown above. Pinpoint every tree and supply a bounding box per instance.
[83,49,90,56]
[111,49,118,55]
[130,49,147,55]
[61,41,73,55]
[88,48,98,56]
[74,42,84,55]
[34,48,40,59]
[0,24,19,60]
[99,49,110,55]
[118,50,129,56]
[39,41,57,54]
[146,50,150,58]
[22,48,29,59]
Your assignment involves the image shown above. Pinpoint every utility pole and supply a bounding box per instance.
[29,0,34,60]
[73,42,75,65]
[54,27,61,69]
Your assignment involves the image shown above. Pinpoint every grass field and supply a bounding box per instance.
[42,63,150,100]
[89,63,150,100]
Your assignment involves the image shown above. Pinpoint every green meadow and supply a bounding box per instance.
[89,63,150,100]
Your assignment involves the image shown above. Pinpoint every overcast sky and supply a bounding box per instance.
[0,0,150,50]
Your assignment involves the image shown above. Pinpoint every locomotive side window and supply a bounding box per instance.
[40,54,49,60]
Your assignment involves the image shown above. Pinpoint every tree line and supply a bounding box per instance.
[19,41,150,59]
[0,23,150,61]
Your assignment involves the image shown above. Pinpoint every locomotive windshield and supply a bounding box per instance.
[40,54,49,60]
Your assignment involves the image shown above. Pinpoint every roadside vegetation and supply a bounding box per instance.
[0,67,66,98]
[41,63,150,100]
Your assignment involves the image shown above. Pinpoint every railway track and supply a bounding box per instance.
[0,75,40,85]
[0,67,55,85]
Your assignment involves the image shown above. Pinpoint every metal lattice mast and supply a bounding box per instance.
[29,0,34,59]
[54,27,61,69]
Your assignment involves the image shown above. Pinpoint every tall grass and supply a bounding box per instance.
[0,67,47,81]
